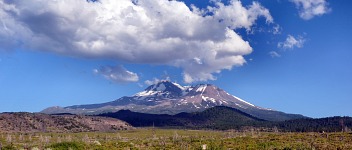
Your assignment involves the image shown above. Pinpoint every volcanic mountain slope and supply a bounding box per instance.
[42,81,305,121]
[0,112,132,133]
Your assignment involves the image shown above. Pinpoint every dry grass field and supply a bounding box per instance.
[1,129,352,149]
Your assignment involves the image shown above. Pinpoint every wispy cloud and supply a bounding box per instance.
[278,35,305,49]
[0,0,273,83]
[269,51,281,58]
[272,24,282,35]
[93,65,139,83]
[144,78,161,86]
[290,0,331,20]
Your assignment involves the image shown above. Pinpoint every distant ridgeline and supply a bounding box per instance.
[99,106,352,132]
[277,116,352,132]
[0,112,133,133]
[0,106,351,133]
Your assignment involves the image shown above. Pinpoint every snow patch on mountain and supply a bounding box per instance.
[181,86,192,96]
[135,90,158,97]
[233,95,255,107]
[173,82,186,91]
[202,95,216,103]
[196,85,207,93]
[192,101,200,109]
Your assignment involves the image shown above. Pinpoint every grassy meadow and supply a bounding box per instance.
[0,128,352,150]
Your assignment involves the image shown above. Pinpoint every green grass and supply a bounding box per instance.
[0,129,351,149]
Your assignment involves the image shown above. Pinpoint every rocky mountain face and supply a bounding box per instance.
[0,112,132,133]
[42,81,305,121]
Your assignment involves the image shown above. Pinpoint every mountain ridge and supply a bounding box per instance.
[42,81,305,121]
[99,106,266,130]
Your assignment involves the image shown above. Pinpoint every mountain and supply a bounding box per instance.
[99,106,266,130]
[0,112,132,133]
[42,81,305,121]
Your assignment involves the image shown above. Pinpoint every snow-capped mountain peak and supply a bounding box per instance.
[134,80,186,99]
[42,80,306,121]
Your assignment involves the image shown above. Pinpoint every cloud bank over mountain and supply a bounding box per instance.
[0,0,273,83]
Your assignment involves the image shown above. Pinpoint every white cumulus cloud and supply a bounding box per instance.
[290,0,330,20]
[278,35,305,49]
[210,1,273,30]
[0,0,273,83]
[94,65,139,83]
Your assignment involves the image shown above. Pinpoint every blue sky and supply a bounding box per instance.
[0,0,351,118]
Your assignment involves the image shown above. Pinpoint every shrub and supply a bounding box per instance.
[2,144,16,150]
[46,142,86,150]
